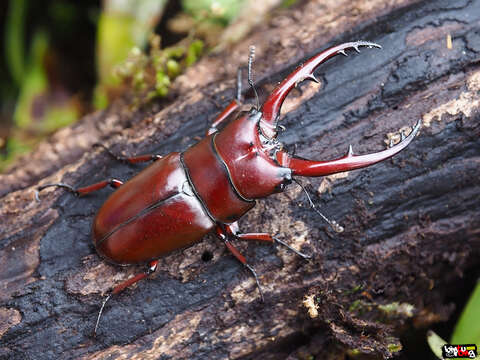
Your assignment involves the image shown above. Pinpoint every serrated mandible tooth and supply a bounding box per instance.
[347,144,354,156]
[308,74,320,83]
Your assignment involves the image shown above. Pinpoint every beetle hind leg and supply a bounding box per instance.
[35,178,123,201]
[215,221,312,301]
[94,260,158,336]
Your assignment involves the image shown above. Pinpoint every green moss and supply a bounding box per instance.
[186,40,204,67]
[349,299,363,313]
[378,302,415,317]
[112,36,204,103]
[281,0,299,8]
[155,72,171,97]
[345,284,363,295]
[387,342,402,353]
[347,348,361,356]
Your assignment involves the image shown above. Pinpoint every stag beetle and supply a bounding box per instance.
[36,41,421,334]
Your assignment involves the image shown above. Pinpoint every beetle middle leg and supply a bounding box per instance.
[93,143,162,164]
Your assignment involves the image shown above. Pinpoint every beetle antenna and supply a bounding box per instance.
[94,293,112,336]
[248,45,260,110]
[292,178,344,233]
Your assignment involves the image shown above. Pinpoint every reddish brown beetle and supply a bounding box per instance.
[36,41,421,333]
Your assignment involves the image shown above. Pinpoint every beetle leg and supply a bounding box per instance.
[225,223,311,259]
[215,225,264,301]
[277,119,421,177]
[94,260,158,336]
[206,67,244,135]
[93,143,162,164]
[35,179,123,201]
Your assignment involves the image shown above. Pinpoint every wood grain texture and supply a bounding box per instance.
[1,0,480,359]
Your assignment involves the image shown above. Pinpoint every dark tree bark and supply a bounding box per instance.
[1,0,479,359]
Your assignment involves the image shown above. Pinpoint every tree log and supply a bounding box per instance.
[1,0,480,359]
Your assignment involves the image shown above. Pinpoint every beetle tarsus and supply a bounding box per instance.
[35,183,79,202]
[273,236,311,259]
[245,263,264,302]
[93,293,112,337]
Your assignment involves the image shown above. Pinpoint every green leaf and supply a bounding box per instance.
[451,281,480,348]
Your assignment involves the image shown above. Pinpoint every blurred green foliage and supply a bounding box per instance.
[0,0,246,171]
[182,0,244,25]
[5,0,26,87]
[427,281,480,359]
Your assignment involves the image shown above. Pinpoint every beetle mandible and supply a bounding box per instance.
[36,41,421,334]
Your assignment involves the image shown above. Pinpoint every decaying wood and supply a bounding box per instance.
[1,0,480,359]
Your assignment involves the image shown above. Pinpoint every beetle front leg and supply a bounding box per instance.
[206,68,244,135]
[225,223,311,259]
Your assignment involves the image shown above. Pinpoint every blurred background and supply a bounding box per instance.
[0,0,285,172]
